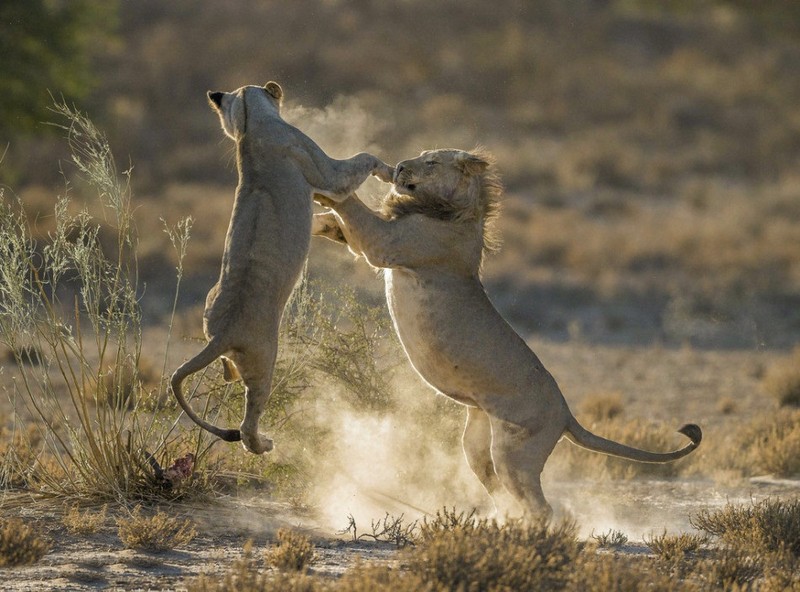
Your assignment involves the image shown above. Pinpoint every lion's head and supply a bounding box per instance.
[385,148,503,255]
[207,81,284,140]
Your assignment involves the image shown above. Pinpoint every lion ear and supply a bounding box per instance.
[264,81,283,102]
[456,152,489,176]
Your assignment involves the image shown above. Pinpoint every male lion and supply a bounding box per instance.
[170,82,393,454]
[312,148,701,516]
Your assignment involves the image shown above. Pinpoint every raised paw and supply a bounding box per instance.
[373,162,395,183]
[241,432,274,455]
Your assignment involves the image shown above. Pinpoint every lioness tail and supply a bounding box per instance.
[170,340,241,442]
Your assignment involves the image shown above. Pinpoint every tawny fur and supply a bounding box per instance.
[170,82,393,454]
[312,148,701,516]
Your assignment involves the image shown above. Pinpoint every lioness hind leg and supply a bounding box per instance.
[237,348,278,455]
[462,407,503,506]
[490,419,557,519]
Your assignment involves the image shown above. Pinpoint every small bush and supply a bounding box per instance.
[406,512,579,591]
[0,517,50,567]
[763,347,800,407]
[591,528,628,548]
[63,504,108,535]
[567,553,676,592]
[644,531,707,562]
[691,498,800,558]
[116,505,196,552]
[266,528,316,573]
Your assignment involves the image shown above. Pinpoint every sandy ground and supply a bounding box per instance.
[1,339,797,590]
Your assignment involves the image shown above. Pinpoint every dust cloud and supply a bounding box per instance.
[306,373,489,533]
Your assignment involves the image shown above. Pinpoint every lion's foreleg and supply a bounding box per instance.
[312,212,349,245]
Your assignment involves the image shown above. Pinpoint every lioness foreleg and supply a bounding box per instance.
[290,147,393,201]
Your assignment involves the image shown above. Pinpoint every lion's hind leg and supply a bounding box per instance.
[462,407,503,514]
[490,418,558,519]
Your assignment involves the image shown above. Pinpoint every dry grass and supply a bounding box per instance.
[762,346,800,407]
[62,504,108,535]
[644,531,708,563]
[591,528,628,548]
[116,505,197,552]
[578,391,625,423]
[0,517,50,567]
[266,529,316,573]
[691,498,800,558]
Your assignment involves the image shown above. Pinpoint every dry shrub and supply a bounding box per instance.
[0,517,50,567]
[189,541,324,592]
[763,346,800,407]
[579,391,624,423]
[644,531,708,562]
[567,553,677,592]
[691,498,800,558]
[590,528,628,548]
[116,505,196,552]
[409,509,579,591]
[266,528,316,573]
[710,410,800,478]
[0,424,65,489]
[63,504,108,535]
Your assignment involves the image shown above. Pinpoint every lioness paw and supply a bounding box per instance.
[374,163,395,183]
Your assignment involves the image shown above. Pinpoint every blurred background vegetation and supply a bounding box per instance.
[2,0,799,349]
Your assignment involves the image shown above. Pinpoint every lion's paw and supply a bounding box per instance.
[241,433,274,455]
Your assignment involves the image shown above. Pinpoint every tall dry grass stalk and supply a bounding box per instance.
[0,102,209,501]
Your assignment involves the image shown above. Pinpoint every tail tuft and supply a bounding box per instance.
[677,423,702,446]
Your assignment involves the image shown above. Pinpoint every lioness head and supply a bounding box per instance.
[207,81,284,139]
[386,148,502,253]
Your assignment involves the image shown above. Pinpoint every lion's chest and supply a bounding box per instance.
[384,269,488,402]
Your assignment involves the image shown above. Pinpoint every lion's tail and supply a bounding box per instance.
[170,339,241,442]
[564,416,701,463]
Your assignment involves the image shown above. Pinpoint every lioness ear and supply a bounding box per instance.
[455,152,490,176]
[264,81,283,102]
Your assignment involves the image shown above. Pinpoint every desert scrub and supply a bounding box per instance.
[763,346,800,407]
[63,504,108,534]
[266,528,316,572]
[116,505,196,551]
[0,517,50,567]
[644,531,708,562]
[410,509,580,591]
[708,409,800,479]
[590,528,628,548]
[691,498,800,558]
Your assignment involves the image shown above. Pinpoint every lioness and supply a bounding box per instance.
[171,82,393,454]
[313,148,701,516]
